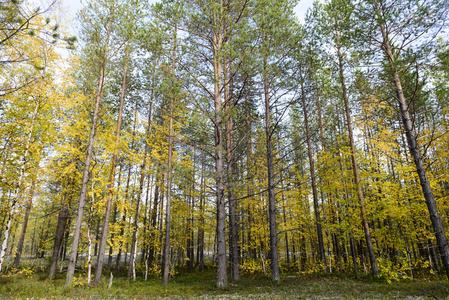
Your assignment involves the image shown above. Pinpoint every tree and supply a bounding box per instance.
[161,6,179,286]
[0,44,60,271]
[298,61,326,267]
[0,0,75,96]
[159,0,252,288]
[65,0,117,287]
[356,0,449,279]
[316,0,380,276]
[94,0,145,283]
[253,0,299,281]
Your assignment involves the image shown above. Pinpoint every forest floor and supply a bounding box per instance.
[1,268,449,299]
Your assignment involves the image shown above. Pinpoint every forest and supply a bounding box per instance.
[1,0,449,298]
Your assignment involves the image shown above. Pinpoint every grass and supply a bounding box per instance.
[1,268,449,299]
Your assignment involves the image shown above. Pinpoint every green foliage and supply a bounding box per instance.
[2,270,449,298]
[1,0,449,295]
[377,258,412,284]
[241,259,264,275]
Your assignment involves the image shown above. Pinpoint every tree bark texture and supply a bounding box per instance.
[224,62,239,281]
[263,52,280,282]
[163,25,176,285]
[213,6,227,287]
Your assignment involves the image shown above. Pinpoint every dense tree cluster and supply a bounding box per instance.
[1,0,449,289]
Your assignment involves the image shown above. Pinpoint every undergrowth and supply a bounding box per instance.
[1,267,449,299]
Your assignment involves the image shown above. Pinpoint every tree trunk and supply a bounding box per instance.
[0,99,39,272]
[224,62,239,281]
[315,74,342,272]
[115,150,135,275]
[162,23,177,286]
[65,12,113,287]
[128,78,153,279]
[245,98,256,260]
[280,173,290,267]
[87,185,95,285]
[108,163,122,270]
[335,28,378,277]
[141,173,152,264]
[196,150,205,271]
[49,175,74,279]
[147,169,160,267]
[373,0,449,278]
[94,40,130,284]
[299,67,326,265]
[212,3,227,288]
[0,209,13,272]
[187,148,196,270]
[13,180,35,269]
[263,49,280,283]
[49,202,69,279]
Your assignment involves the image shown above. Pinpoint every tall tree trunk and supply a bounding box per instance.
[335,28,378,277]
[245,98,256,260]
[373,0,449,278]
[212,2,227,288]
[162,78,174,285]
[315,74,342,271]
[94,40,130,285]
[163,24,177,285]
[224,62,239,281]
[65,13,113,287]
[141,75,156,265]
[115,126,137,276]
[299,67,326,265]
[263,48,280,283]
[128,82,153,279]
[187,147,196,270]
[158,187,165,264]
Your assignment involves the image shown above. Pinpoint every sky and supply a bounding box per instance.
[61,0,315,33]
